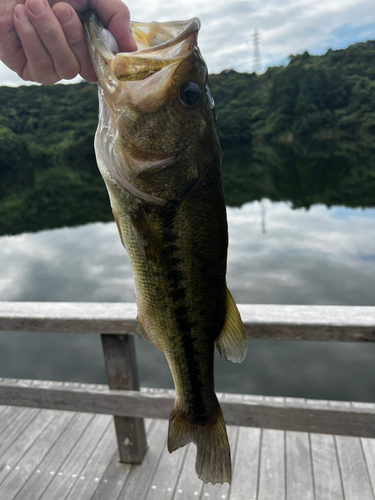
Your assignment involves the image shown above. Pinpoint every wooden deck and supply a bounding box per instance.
[1,391,375,500]
[1,302,375,499]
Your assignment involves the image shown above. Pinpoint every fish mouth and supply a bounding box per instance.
[84,11,200,82]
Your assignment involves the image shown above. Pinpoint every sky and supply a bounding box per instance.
[0,0,375,86]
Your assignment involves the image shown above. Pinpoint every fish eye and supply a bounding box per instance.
[179,81,202,107]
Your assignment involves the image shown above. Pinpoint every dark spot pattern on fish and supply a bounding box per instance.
[159,206,209,418]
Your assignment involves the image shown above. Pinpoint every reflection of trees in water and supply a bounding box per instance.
[222,138,375,209]
[1,137,374,237]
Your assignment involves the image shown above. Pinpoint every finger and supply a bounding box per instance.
[13,3,60,84]
[25,0,80,80]
[52,2,97,82]
[48,0,138,53]
[0,1,27,76]
[91,0,138,53]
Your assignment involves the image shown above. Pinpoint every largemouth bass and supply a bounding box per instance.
[84,11,247,485]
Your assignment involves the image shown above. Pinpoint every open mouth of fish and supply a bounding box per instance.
[85,12,201,82]
[84,12,203,205]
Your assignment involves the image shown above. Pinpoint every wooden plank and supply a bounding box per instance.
[0,409,56,485]
[335,435,374,500]
[0,406,26,441]
[198,425,238,500]
[64,421,118,500]
[240,304,375,342]
[0,410,74,499]
[39,414,112,500]
[1,302,375,342]
[0,302,138,334]
[310,433,344,500]
[91,419,153,500]
[2,379,375,438]
[171,444,204,500]
[229,426,261,500]
[257,429,285,500]
[14,412,94,500]
[101,334,147,464]
[90,450,131,500]
[143,430,187,500]
[353,402,375,496]
[285,431,314,500]
[332,399,374,500]
[116,420,168,500]
[0,408,41,459]
[361,437,375,494]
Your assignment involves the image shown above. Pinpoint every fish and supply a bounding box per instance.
[84,11,247,485]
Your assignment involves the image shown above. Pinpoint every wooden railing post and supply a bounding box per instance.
[101,334,147,464]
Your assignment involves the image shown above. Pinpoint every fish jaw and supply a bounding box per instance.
[84,12,200,81]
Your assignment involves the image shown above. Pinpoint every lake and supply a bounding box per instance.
[1,143,375,403]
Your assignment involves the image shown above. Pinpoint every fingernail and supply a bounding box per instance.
[27,0,46,16]
[14,4,27,20]
[54,6,73,25]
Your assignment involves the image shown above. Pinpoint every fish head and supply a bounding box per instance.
[84,11,219,206]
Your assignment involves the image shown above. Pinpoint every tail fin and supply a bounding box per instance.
[167,404,232,485]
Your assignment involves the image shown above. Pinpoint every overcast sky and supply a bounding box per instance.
[1,0,375,86]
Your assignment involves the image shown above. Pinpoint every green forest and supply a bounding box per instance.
[1,39,375,235]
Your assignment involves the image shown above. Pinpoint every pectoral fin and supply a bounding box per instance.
[215,288,247,363]
[112,209,125,247]
[136,317,153,344]
[129,208,163,264]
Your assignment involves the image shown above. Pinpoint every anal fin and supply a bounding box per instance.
[215,287,247,363]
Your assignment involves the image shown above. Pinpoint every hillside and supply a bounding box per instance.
[1,39,375,235]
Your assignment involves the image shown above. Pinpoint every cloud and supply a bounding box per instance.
[0,0,374,85]
[0,61,82,87]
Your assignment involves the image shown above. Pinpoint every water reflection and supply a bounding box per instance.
[1,140,375,237]
[1,203,374,305]
[0,202,374,401]
[227,203,375,305]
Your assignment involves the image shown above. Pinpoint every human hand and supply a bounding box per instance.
[0,0,137,85]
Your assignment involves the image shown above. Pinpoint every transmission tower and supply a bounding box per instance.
[252,29,262,73]
[260,199,267,234]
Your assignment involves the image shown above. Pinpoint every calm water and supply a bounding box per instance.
[1,200,375,402]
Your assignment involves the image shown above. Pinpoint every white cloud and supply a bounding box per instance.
[0,0,374,86]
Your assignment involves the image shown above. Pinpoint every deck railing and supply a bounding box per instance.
[0,302,375,465]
